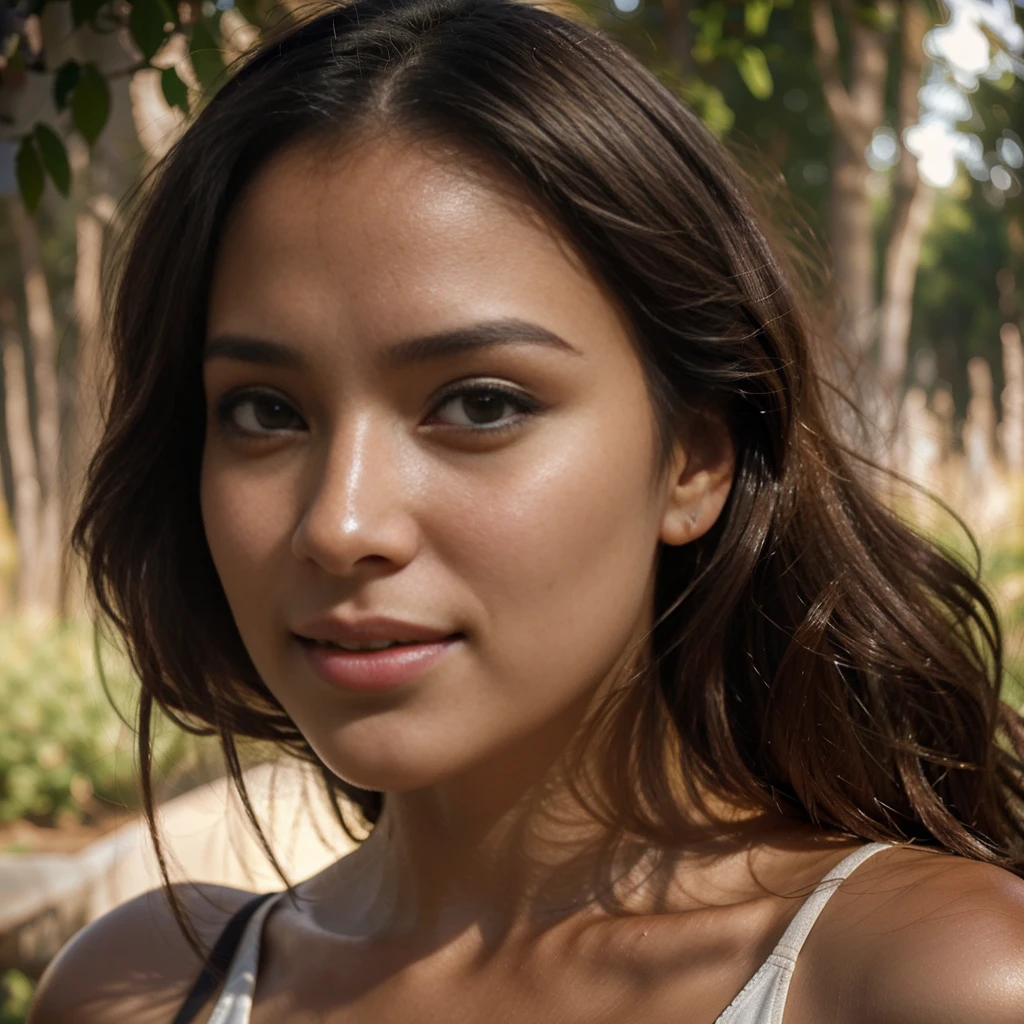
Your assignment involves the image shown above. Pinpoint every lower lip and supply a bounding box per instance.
[297,635,461,691]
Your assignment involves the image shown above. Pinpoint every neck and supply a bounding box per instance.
[352,759,644,947]
[330,696,773,951]
[319,610,785,950]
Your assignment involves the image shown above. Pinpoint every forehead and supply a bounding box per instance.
[206,133,636,358]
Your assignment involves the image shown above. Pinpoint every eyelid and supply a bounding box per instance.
[432,376,529,396]
[211,378,543,439]
[213,386,306,437]
[428,378,540,417]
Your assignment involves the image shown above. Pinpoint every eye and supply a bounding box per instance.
[427,381,541,433]
[214,389,305,437]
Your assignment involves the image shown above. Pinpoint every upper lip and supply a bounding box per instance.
[292,615,460,645]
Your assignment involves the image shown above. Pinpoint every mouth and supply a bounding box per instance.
[293,633,465,691]
[293,633,464,652]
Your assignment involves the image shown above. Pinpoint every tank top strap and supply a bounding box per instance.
[769,841,890,962]
[206,889,286,1024]
[171,889,286,1024]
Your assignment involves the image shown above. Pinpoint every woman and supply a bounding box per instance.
[29,0,1024,1020]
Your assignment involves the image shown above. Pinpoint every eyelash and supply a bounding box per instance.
[212,381,542,441]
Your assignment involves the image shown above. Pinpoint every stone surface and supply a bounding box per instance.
[0,758,355,977]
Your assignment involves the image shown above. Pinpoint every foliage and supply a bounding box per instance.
[895,480,1024,712]
[0,970,33,1024]
[598,2,831,219]
[910,189,1011,416]
[0,615,222,828]
[597,0,1024,419]
[969,525,1024,712]
[1,0,261,211]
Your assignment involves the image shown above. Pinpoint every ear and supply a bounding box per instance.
[659,410,735,547]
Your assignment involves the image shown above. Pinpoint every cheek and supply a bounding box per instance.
[436,410,661,678]
[200,457,296,635]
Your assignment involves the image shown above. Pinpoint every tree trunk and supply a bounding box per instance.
[996,267,1023,474]
[999,323,1024,475]
[0,494,15,618]
[10,202,63,616]
[63,204,109,618]
[829,137,877,359]
[964,356,996,494]
[660,0,693,78]
[0,299,43,617]
[809,0,894,361]
[71,216,105,445]
[877,185,934,388]
[219,6,260,63]
[877,1,933,447]
[129,62,187,165]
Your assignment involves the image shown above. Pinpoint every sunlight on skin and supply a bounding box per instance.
[199,132,736,941]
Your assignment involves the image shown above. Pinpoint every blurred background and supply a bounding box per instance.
[0,0,1023,1018]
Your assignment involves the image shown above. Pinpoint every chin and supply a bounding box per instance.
[308,733,472,795]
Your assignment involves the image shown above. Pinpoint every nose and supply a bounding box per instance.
[290,413,420,578]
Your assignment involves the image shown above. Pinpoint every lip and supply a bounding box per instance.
[295,634,462,691]
[292,614,457,646]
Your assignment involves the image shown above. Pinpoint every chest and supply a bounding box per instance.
[245,969,743,1024]
[239,920,787,1024]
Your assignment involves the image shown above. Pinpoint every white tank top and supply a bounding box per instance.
[204,841,890,1024]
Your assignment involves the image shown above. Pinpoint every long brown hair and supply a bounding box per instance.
[71,0,1024,958]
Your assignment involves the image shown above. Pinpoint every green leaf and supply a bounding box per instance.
[71,0,105,28]
[160,65,190,114]
[856,2,897,31]
[130,0,172,62]
[15,137,45,213]
[189,21,225,92]
[71,63,111,145]
[992,69,1017,92]
[691,41,714,63]
[695,1,725,49]
[681,79,735,137]
[744,0,773,37]
[34,123,71,196]
[53,60,82,111]
[0,969,34,1018]
[718,38,743,60]
[737,45,773,100]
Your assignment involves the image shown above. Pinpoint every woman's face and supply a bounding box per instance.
[201,134,732,796]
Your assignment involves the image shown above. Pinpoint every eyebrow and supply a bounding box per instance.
[203,318,583,370]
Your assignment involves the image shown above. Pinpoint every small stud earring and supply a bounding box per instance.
[688,510,699,526]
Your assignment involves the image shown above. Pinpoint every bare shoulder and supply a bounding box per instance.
[799,845,1024,1024]
[27,882,261,1024]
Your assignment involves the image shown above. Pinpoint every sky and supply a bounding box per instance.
[902,0,1024,190]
